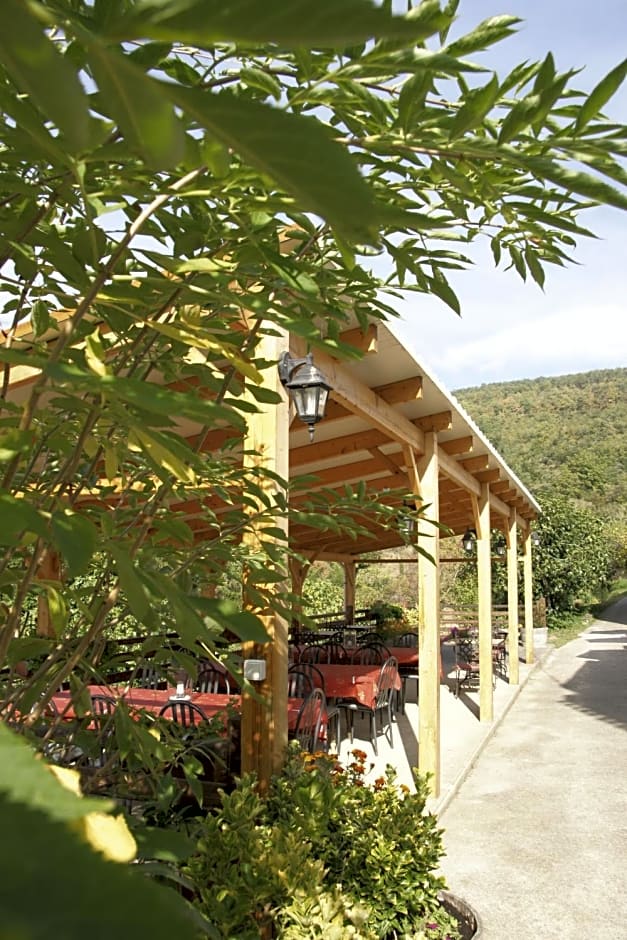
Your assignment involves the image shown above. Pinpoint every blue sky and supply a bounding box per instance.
[390,0,627,390]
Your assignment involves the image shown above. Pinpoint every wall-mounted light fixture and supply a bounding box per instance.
[531,531,541,548]
[461,528,477,554]
[278,351,332,442]
[399,500,416,538]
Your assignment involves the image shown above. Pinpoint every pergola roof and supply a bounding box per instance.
[4,314,539,560]
[284,321,539,559]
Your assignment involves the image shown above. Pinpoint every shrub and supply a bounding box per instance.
[182,747,460,939]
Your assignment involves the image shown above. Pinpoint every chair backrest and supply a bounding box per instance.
[350,644,383,665]
[196,667,231,695]
[287,668,314,698]
[90,693,117,724]
[289,661,324,691]
[357,632,383,646]
[137,664,166,689]
[158,699,209,728]
[395,632,418,648]
[299,644,326,663]
[293,688,326,752]
[456,635,479,663]
[374,656,398,708]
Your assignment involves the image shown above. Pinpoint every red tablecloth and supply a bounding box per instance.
[314,664,401,709]
[52,686,302,729]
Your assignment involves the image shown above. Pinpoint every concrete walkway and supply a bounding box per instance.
[438,601,627,939]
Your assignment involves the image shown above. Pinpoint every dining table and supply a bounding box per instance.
[52,685,304,730]
[313,663,401,710]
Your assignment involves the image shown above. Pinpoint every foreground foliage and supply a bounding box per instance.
[183,747,459,939]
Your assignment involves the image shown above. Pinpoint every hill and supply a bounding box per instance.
[454,368,627,521]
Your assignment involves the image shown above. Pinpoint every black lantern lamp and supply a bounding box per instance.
[531,530,541,548]
[461,528,477,554]
[399,500,416,538]
[495,543,506,557]
[278,351,332,442]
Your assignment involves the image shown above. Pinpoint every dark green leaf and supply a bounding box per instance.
[109,545,153,622]
[449,74,499,139]
[51,511,98,577]
[85,40,186,167]
[524,247,545,289]
[0,492,48,544]
[167,85,378,243]
[427,274,460,315]
[117,0,452,47]
[0,0,89,151]
[193,597,270,643]
[575,58,627,131]
[445,15,521,57]
[30,300,51,338]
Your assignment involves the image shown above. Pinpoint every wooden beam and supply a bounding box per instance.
[375,376,423,405]
[338,323,378,355]
[460,455,490,473]
[415,411,452,433]
[475,468,500,483]
[290,338,426,453]
[440,435,473,456]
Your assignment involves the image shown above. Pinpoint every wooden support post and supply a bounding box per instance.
[523,530,534,665]
[343,560,356,623]
[36,549,61,638]
[506,510,520,685]
[240,331,290,792]
[475,484,493,722]
[410,434,441,797]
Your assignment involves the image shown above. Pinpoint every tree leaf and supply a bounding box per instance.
[449,73,499,139]
[0,492,48,544]
[445,15,521,57]
[116,0,452,47]
[85,40,186,168]
[51,511,98,577]
[0,0,89,151]
[167,85,378,243]
[575,58,627,131]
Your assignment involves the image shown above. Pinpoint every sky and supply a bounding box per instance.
[389,0,627,391]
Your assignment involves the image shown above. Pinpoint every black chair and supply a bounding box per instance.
[158,699,209,727]
[395,632,419,714]
[287,668,314,698]
[196,666,231,695]
[350,644,384,666]
[395,632,418,648]
[357,632,384,646]
[299,644,327,664]
[289,661,325,691]
[290,688,326,753]
[453,635,481,696]
[84,694,117,769]
[318,641,348,664]
[339,657,398,756]
[137,664,167,690]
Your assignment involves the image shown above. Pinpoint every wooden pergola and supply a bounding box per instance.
[6,316,539,799]
[235,322,539,797]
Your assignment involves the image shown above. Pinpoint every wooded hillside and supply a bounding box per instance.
[454,368,627,521]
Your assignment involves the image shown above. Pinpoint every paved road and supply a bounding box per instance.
[438,601,627,939]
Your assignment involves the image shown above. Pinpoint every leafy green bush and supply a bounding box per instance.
[182,747,459,939]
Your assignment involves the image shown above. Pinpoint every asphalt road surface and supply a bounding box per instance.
[438,599,627,939]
